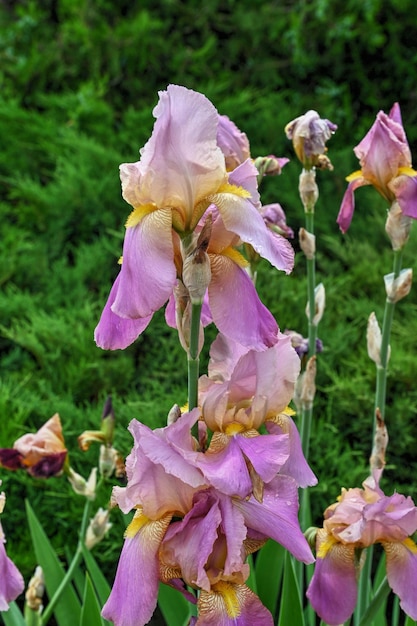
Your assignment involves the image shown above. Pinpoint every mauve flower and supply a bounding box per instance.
[216,114,251,171]
[337,103,417,233]
[0,483,25,611]
[0,414,67,478]
[260,203,294,239]
[307,472,417,624]
[285,110,337,169]
[95,85,292,351]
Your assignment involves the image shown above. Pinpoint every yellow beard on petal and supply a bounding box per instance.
[124,507,150,538]
[125,203,159,228]
[212,581,241,618]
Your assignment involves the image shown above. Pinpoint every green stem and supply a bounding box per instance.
[305,211,317,361]
[355,545,374,625]
[373,248,403,426]
[188,302,202,439]
[357,574,390,626]
[41,498,92,625]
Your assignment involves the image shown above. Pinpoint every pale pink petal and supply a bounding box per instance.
[217,114,251,170]
[112,209,176,319]
[197,583,273,625]
[384,539,417,620]
[127,85,225,220]
[266,415,317,487]
[234,475,314,563]
[208,254,278,350]
[206,333,248,380]
[336,177,370,233]
[217,161,294,273]
[94,273,153,350]
[0,525,24,611]
[196,438,253,498]
[237,433,289,483]
[306,536,357,625]
[217,493,248,575]
[102,517,169,626]
[390,174,417,219]
[161,490,221,591]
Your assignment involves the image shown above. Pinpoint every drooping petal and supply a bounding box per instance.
[217,493,248,576]
[94,273,153,350]
[384,538,417,620]
[196,437,253,498]
[0,524,24,611]
[306,531,357,626]
[102,513,171,626]
[266,414,317,487]
[214,160,294,273]
[197,582,273,625]
[112,209,176,319]
[208,254,278,350]
[234,475,314,563]
[237,433,289,483]
[0,449,24,470]
[217,115,251,171]
[336,175,370,233]
[124,85,225,226]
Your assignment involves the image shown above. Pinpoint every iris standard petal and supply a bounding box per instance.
[112,209,176,319]
[389,173,417,219]
[208,254,278,350]
[384,538,417,620]
[94,273,153,350]
[306,532,357,626]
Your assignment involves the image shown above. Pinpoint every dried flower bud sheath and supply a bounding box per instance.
[299,228,316,260]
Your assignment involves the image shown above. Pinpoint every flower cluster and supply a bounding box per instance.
[102,332,316,626]
[307,470,417,625]
[95,85,294,352]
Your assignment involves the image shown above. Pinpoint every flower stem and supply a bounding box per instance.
[374,249,403,425]
[305,211,317,361]
[40,498,92,625]
[188,302,202,439]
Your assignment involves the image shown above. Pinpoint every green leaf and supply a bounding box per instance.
[79,573,104,626]
[81,544,111,606]
[25,500,81,626]
[405,616,417,626]
[254,540,285,615]
[1,602,26,626]
[246,554,258,595]
[157,583,192,626]
[277,552,305,626]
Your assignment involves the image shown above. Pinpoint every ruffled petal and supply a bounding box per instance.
[125,85,225,225]
[306,531,357,626]
[196,437,253,498]
[208,254,278,350]
[112,209,176,319]
[266,415,317,487]
[234,475,314,563]
[94,273,153,350]
[384,538,417,620]
[336,176,369,233]
[197,582,273,625]
[237,433,289,483]
[102,514,171,626]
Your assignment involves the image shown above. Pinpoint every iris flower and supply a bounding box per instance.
[95,85,292,351]
[0,414,67,478]
[0,483,24,611]
[306,471,417,624]
[337,103,417,233]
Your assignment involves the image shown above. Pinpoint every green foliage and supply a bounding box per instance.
[0,1,417,624]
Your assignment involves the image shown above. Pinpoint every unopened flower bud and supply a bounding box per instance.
[285,110,337,169]
[167,404,182,426]
[370,411,389,472]
[305,526,319,550]
[294,356,317,411]
[299,227,315,259]
[67,467,97,500]
[384,268,412,303]
[299,169,319,212]
[85,507,112,550]
[367,312,385,367]
[25,566,45,613]
[99,445,119,478]
[253,155,289,178]
[182,215,212,304]
[305,283,325,326]
[0,488,5,515]
[385,201,412,250]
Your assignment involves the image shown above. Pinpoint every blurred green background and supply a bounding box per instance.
[1,0,417,598]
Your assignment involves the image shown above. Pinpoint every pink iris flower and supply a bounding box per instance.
[337,103,417,233]
[95,85,293,351]
[0,482,24,611]
[307,471,417,625]
[196,332,316,493]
